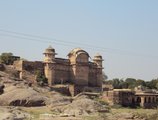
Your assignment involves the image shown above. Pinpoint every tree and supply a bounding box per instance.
[136,79,146,87]
[102,72,108,83]
[125,78,137,89]
[119,79,128,88]
[112,78,121,89]
[145,79,158,89]
[35,70,48,86]
[0,53,14,65]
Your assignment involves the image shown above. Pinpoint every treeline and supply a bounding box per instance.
[104,78,158,90]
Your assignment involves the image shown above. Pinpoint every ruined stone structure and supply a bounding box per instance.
[102,86,158,108]
[43,46,103,87]
[14,46,104,95]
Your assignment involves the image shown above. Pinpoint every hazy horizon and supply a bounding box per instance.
[0,0,158,80]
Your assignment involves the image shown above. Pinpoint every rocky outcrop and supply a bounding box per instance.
[0,106,30,120]
[0,87,47,107]
[51,95,109,116]
[47,91,72,107]
[0,64,5,71]
[0,84,5,95]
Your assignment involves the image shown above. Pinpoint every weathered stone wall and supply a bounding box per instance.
[14,60,44,73]
[96,69,103,87]
[102,90,135,107]
[44,63,55,85]
[14,60,44,81]
[13,60,23,71]
[21,70,36,83]
[22,61,44,73]
[51,85,71,96]
[76,53,88,63]
[54,66,70,84]
[70,65,76,83]
[102,91,115,105]
[89,67,97,87]
[75,65,89,86]
[13,47,103,95]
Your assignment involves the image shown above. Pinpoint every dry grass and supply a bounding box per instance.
[22,106,53,120]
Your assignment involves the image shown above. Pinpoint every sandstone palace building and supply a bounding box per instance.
[14,46,104,95]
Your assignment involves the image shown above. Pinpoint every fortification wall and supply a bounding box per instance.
[54,64,70,84]
[14,60,44,81]
[14,60,44,72]
[89,68,97,87]
[22,61,44,73]
[13,60,23,71]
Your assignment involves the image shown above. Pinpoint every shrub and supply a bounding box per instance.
[0,53,14,65]
[35,71,48,86]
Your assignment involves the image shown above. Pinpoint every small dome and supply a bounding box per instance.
[68,48,89,57]
[95,53,102,57]
[93,53,103,60]
[44,45,55,54]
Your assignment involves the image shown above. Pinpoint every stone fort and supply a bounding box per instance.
[14,46,104,95]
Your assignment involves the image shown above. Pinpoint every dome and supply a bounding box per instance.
[68,48,89,57]
[43,45,55,54]
[93,53,103,60]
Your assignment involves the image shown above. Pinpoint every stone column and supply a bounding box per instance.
[19,71,23,79]
[140,97,145,108]
[146,96,148,103]
[155,97,157,103]
[44,63,55,86]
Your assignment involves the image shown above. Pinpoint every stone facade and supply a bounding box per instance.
[102,86,158,108]
[13,46,104,95]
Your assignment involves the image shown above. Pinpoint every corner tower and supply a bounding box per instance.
[43,46,57,86]
[93,53,104,87]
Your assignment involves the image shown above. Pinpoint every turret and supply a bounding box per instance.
[93,53,104,87]
[43,46,57,86]
[93,53,104,69]
[43,46,57,63]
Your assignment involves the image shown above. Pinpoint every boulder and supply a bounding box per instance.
[52,95,109,116]
[47,91,72,107]
[0,84,5,94]
[0,106,30,120]
[0,87,47,107]
[0,64,5,71]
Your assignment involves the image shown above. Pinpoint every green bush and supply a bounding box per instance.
[0,53,14,65]
[35,71,48,86]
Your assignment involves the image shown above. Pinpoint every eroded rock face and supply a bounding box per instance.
[0,106,30,120]
[0,87,47,107]
[51,95,109,116]
[47,91,72,107]
[0,84,5,95]
[0,64,5,71]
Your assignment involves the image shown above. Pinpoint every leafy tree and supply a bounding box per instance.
[112,78,121,89]
[102,72,108,80]
[156,82,158,90]
[35,71,48,86]
[119,79,128,88]
[0,53,14,65]
[125,78,137,89]
[136,79,146,87]
[104,77,158,90]
[145,79,158,89]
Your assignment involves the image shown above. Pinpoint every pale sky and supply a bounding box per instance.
[0,0,158,80]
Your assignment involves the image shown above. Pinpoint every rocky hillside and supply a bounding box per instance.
[0,65,158,120]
